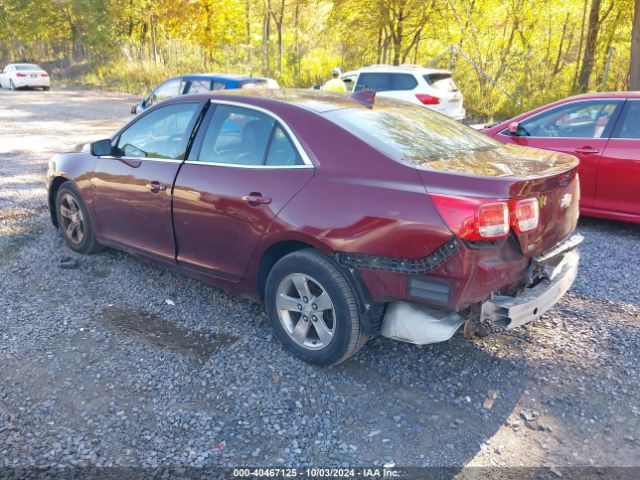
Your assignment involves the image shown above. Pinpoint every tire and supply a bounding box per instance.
[55,183,103,254]
[265,249,367,366]
[9,80,16,91]
[43,86,50,91]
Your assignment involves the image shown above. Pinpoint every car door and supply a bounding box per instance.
[595,99,640,216]
[91,101,203,260]
[172,102,315,279]
[495,99,624,209]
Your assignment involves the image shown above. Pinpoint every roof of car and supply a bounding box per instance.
[177,88,369,113]
[344,64,451,76]
[562,91,640,100]
[181,73,267,82]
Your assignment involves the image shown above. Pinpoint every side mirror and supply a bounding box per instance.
[508,121,521,136]
[90,139,113,157]
[131,104,139,115]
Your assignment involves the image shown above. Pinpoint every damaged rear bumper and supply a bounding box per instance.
[380,234,582,345]
[480,234,581,330]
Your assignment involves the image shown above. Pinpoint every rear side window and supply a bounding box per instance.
[356,73,418,92]
[187,79,211,93]
[424,73,458,92]
[612,101,640,139]
[325,101,499,163]
[265,127,302,166]
[116,103,200,159]
[198,105,275,165]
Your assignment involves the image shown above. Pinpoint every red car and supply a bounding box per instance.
[482,92,640,224]
[47,90,582,366]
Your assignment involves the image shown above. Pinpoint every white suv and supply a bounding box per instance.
[342,65,465,120]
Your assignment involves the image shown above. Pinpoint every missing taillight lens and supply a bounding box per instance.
[416,94,441,105]
[429,194,509,241]
[511,198,539,233]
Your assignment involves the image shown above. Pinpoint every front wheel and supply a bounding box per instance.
[9,80,16,91]
[265,249,367,366]
[55,183,103,254]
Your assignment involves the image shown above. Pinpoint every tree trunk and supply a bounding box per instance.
[577,0,603,92]
[246,0,251,65]
[630,0,640,89]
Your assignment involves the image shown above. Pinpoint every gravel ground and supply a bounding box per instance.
[0,87,639,474]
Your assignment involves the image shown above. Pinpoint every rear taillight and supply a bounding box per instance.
[511,198,539,233]
[431,194,541,241]
[429,194,509,241]
[41,72,49,77]
[416,93,441,105]
[16,72,26,77]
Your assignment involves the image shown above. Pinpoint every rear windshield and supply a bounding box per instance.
[355,73,418,92]
[15,64,42,71]
[325,102,499,163]
[424,73,458,92]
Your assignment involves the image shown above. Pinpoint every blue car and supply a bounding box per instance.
[131,73,279,114]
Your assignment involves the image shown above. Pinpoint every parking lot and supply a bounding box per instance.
[1,87,639,470]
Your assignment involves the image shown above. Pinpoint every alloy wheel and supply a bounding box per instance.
[59,193,85,244]
[275,273,336,350]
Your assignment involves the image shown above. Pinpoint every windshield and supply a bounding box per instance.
[15,64,42,71]
[325,100,500,164]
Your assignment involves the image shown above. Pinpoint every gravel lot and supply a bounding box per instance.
[1,87,639,474]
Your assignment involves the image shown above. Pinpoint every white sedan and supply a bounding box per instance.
[0,63,50,90]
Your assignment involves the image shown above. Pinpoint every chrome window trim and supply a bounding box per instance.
[497,98,625,140]
[183,160,313,169]
[193,99,315,168]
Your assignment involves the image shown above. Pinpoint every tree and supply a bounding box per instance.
[577,0,614,91]
[631,0,640,89]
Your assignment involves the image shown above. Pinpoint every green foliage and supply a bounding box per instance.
[0,0,635,119]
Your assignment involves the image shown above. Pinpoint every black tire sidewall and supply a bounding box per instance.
[55,184,97,254]
[266,251,359,366]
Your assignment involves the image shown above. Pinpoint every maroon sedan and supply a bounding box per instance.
[482,92,640,224]
[47,90,582,365]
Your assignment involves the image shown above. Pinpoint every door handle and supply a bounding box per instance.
[146,181,167,193]
[242,192,272,206]
[574,147,600,154]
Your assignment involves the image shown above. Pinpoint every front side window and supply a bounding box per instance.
[187,79,211,94]
[511,100,622,139]
[198,105,275,165]
[147,78,183,107]
[326,100,499,164]
[612,101,640,139]
[356,73,417,92]
[212,81,227,90]
[116,103,200,159]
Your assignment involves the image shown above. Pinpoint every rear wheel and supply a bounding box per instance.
[265,249,367,366]
[55,183,103,254]
[43,86,50,91]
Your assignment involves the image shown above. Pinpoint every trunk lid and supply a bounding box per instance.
[416,144,580,257]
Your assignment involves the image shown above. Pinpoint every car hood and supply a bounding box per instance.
[410,143,578,178]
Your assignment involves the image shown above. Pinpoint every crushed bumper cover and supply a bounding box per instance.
[380,234,582,345]
[481,234,582,330]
